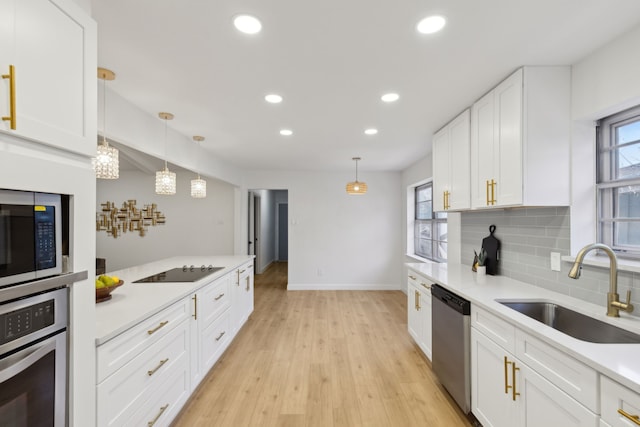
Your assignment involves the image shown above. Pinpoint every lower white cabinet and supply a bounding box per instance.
[471,306,598,427]
[407,270,432,360]
[601,375,640,427]
[232,261,254,334]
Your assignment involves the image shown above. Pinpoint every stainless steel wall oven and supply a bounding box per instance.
[0,287,68,426]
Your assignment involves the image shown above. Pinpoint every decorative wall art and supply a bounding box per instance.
[96,200,166,238]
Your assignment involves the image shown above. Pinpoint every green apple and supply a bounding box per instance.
[95,279,106,289]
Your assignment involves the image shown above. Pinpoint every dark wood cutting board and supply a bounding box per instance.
[481,225,500,275]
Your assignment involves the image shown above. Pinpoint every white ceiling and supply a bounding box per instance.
[91,0,640,173]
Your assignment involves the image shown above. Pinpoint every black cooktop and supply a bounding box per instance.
[133,265,224,283]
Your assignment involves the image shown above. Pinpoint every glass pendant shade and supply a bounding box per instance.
[156,166,176,195]
[346,157,367,195]
[191,176,207,198]
[93,141,119,179]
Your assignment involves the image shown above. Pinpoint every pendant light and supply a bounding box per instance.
[346,157,367,195]
[190,136,207,198]
[155,112,176,195]
[92,68,119,179]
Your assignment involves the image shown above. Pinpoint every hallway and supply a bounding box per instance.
[173,262,471,426]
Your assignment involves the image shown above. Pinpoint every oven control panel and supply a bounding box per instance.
[1,300,55,346]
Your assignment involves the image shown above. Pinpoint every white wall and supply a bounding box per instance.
[97,170,235,271]
[570,24,640,254]
[243,170,402,289]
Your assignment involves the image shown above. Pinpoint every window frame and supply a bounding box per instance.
[411,181,447,262]
[597,104,640,258]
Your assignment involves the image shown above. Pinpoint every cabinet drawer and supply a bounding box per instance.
[601,376,640,427]
[97,319,189,427]
[199,275,231,328]
[200,310,232,372]
[516,329,598,411]
[408,271,431,292]
[471,306,516,353]
[126,361,191,427]
[97,298,190,382]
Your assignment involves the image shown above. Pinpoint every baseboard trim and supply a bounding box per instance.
[287,283,400,291]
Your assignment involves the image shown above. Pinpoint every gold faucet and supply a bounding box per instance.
[568,243,634,317]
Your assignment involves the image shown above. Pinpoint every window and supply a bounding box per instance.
[414,182,447,262]
[597,105,640,257]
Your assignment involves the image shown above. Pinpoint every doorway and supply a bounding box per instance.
[247,190,288,279]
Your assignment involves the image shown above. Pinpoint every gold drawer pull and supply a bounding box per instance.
[239,269,246,274]
[214,293,225,301]
[246,276,250,291]
[618,409,640,426]
[511,361,520,401]
[147,321,168,335]
[2,65,16,130]
[420,282,431,290]
[148,404,169,426]
[504,356,510,394]
[192,294,198,320]
[215,331,226,341]
[415,290,420,311]
[147,358,169,376]
[408,275,416,280]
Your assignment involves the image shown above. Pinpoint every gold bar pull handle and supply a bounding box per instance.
[618,408,640,426]
[486,180,491,206]
[504,356,511,394]
[408,275,416,281]
[511,361,520,401]
[148,404,169,427]
[415,290,420,311]
[147,320,169,335]
[215,331,226,341]
[192,294,198,320]
[246,276,250,291]
[214,293,225,301]
[147,358,169,376]
[491,180,497,205]
[2,65,16,129]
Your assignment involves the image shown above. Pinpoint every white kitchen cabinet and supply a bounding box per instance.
[0,0,96,156]
[433,109,471,211]
[471,306,598,427]
[601,375,640,427]
[407,271,432,360]
[470,66,570,208]
[232,261,254,334]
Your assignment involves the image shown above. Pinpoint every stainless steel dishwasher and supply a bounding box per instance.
[431,284,471,414]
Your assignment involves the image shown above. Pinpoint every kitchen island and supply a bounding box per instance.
[407,261,640,427]
[95,255,254,427]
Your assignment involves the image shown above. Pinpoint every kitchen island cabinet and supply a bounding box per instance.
[95,256,254,427]
[0,0,96,156]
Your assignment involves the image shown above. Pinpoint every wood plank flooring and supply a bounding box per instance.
[172,262,472,427]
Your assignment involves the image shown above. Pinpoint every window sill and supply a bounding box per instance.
[405,253,443,264]
[561,254,640,274]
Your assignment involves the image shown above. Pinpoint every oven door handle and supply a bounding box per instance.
[0,335,57,383]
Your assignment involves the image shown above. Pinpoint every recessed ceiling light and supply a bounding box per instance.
[265,94,283,104]
[381,93,400,103]
[364,128,378,135]
[234,14,262,34]
[280,129,293,136]
[417,15,446,34]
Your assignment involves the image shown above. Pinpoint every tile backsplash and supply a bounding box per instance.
[460,207,640,317]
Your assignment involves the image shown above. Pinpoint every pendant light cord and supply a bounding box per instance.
[102,74,107,146]
[164,117,168,170]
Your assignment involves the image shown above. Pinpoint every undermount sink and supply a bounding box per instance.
[497,300,640,344]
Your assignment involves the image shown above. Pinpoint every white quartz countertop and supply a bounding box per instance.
[95,256,253,345]
[406,262,640,394]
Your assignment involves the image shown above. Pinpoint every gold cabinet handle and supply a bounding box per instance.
[2,65,16,130]
[236,270,241,286]
[214,293,225,301]
[245,276,250,291]
[511,360,520,401]
[420,282,431,290]
[147,320,169,335]
[240,269,246,274]
[491,179,497,205]
[215,331,226,341]
[504,356,510,394]
[415,290,421,311]
[618,409,640,426]
[147,404,169,426]
[408,275,416,280]
[147,358,169,376]
[192,294,198,320]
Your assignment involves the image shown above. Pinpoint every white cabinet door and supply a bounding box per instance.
[601,376,640,427]
[407,283,423,344]
[470,89,496,208]
[433,109,470,212]
[519,363,598,427]
[0,0,96,156]
[471,327,518,427]
[417,282,432,360]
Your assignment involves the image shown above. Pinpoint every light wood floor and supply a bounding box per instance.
[172,262,472,427]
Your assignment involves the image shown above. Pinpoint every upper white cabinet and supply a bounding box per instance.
[470,67,570,208]
[0,0,96,156]
[433,109,471,212]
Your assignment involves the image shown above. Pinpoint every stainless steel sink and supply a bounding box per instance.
[497,300,640,344]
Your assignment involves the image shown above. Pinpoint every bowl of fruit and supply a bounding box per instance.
[95,275,123,303]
